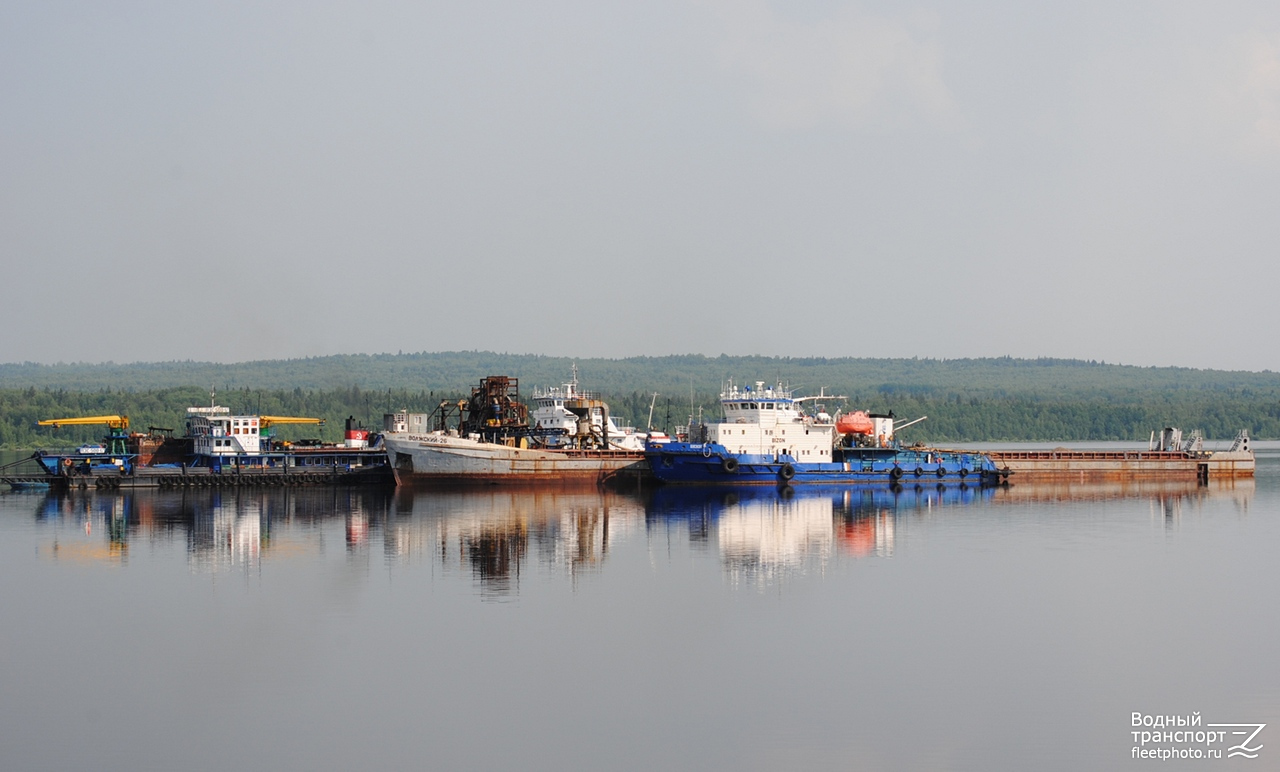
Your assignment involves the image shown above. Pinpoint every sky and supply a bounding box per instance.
[2,1,1278,371]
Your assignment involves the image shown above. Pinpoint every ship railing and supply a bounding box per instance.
[986,449,1198,461]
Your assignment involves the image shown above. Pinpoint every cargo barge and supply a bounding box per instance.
[382,374,648,487]
[984,428,1254,483]
[0,409,392,490]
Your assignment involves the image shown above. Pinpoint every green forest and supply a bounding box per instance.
[1,352,1278,448]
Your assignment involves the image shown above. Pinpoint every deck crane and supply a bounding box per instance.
[37,415,131,455]
[259,416,325,428]
[257,416,325,446]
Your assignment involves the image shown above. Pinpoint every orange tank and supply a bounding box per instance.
[836,411,874,435]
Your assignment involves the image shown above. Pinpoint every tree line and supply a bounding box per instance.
[4,352,1279,397]
[1,352,1278,447]
[2,380,1275,449]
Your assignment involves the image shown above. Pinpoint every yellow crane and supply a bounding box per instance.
[37,415,131,455]
[259,416,325,428]
[258,416,325,449]
[37,415,130,430]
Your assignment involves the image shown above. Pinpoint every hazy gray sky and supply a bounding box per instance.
[3,1,1277,370]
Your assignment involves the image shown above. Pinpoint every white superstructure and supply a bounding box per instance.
[707,381,836,462]
[187,405,262,456]
[530,367,646,451]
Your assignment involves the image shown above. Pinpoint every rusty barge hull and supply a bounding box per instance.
[383,433,647,486]
[986,449,1254,482]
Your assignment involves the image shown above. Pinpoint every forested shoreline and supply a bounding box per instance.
[1,352,1278,447]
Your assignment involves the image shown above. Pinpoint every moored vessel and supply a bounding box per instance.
[646,380,1003,486]
[985,427,1254,482]
[382,374,646,486]
[7,406,390,490]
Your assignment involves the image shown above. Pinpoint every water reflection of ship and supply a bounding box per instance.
[186,488,394,570]
[38,490,135,563]
[32,487,398,571]
[645,485,995,582]
[989,477,1254,506]
[188,492,266,571]
[391,489,645,596]
[987,477,1255,533]
[718,491,836,582]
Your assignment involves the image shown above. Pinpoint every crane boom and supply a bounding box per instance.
[259,416,325,428]
[38,415,130,429]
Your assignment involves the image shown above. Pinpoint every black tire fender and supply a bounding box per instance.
[722,456,739,473]
[779,463,795,481]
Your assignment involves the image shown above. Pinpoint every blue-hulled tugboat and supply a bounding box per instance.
[645,380,1006,486]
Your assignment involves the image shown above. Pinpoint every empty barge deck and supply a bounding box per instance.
[986,448,1254,483]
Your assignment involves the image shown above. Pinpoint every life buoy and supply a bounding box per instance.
[913,466,924,477]
[779,463,795,481]
[722,456,739,473]
[936,466,947,478]
[890,466,903,480]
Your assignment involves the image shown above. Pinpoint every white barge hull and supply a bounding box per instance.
[383,433,646,485]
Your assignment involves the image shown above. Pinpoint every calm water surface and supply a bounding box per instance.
[2,454,1278,771]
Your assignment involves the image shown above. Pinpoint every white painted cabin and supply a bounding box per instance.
[531,374,646,451]
[708,382,836,462]
[187,405,262,456]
